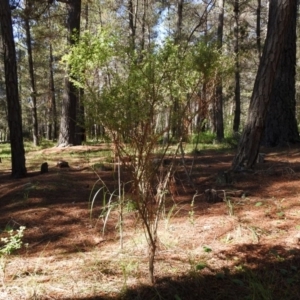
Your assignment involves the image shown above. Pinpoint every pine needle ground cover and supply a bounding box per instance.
[0,144,300,299]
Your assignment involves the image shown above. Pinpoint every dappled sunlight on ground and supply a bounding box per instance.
[0,145,300,299]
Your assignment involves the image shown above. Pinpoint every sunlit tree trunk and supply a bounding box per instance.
[0,0,27,178]
[232,0,295,170]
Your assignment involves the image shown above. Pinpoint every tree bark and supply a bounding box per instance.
[197,81,209,132]
[128,0,136,50]
[75,89,85,144]
[47,42,57,140]
[175,0,184,43]
[58,76,77,145]
[232,0,295,170]
[0,0,27,178]
[141,0,147,52]
[233,0,241,133]
[261,0,299,146]
[23,6,39,146]
[58,0,82,146]
[75,0,87,145]
[256,0,262,58]
[215,0,225,141]
[170,0,185,141]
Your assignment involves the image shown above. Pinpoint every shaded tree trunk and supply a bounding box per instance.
[232,0,241,133]
[73,0,91,145]
[84,1,88,30]
[24,9,39,146]
[215,0,225,141]
[141,0,147,52]
[128,0,136,50]
[75,90,85,144]
[261,0,299,146]
[175,0,184,43]
[232,0,295,170]
[170,0,184,140]
[75,1,87,145]
[0,0,27,178]
[58,76,77,145]
[47,42,57,141]
[196,16,211,133]
[58,0,81,146]
[256,0,262,58]
[197,81,209,132]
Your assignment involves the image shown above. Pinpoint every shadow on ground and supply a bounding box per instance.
[58,244,300,300]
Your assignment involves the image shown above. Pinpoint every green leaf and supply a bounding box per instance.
[203,246,212,253]
[196,262,207,270]
[277,212,285,217]
[234,265,244,271]
[255,202,263,207]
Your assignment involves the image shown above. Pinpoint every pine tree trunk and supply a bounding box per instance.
[48,43,57,141]
[75,90,85,144]
[256,0,262,58]
[128,0,136,50]
[0,0,27,178]
[261,0,299,146]
[24,15,39,146]
[215,0,225,141]
[175,0,184,43]
[233,0,241,133]
[170,0,185,141]
[58,77,77,145]
[232,0,294,170]
[58,0,82,146]
[197,81,208,132]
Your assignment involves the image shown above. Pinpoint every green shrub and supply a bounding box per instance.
[0,226,26,256]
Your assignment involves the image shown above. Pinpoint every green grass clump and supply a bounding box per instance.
[189,132,216,144]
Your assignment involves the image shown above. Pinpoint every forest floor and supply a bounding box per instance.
[0,144,300,300]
